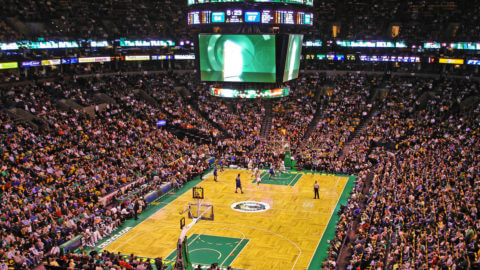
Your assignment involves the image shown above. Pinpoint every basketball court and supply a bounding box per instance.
[95,168,354,269]
[251,171,302,186]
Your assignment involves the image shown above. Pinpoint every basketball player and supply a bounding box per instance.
[269,164,276,179]
[247,158,253,172]
[235,174,244,193]
[311,156,319,173]
[219,159,224,172]
[279,160,287,174]
[213,166,218,182]
[256,173,262,186]
[251,166,259,180]
[314,181,320,199]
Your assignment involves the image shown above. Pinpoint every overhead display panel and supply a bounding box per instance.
[201,11,212,24]
[296,12,312,25]
[438,58,464,64]
[188,11,201,24]
[41,59,61,66]
[261,10,275,23]
[188,0,313,6]
[449,42,480,50]
[0,43,19,50]
[336,40,406,48]
[119,39,175,47]
[212,12,226,22]
[245,11,261,22]
[424,42,441,49]
[467,59,480,65]
[211,87,290,98]
[90,41,110,47]
[359,55,420,62]
[187,9,313,25]
[282,34,303,82]
[199,34,276,83]
[226,9,243,23]
[275,10,295,24]
[61,58,79,64]
[151,55,174,60]
[0,62,18,69]
[189,0,241,4]
[125,55,150,61]
[21,61,42,67]
[78,57,111,63]
[255,0,313,5]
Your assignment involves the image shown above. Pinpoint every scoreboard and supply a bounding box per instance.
[188,0,313,6]
[188,9,313,25]
[187,0,311,98]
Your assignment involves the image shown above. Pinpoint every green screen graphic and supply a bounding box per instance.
[283,34,303,82]
[199,34,276,83]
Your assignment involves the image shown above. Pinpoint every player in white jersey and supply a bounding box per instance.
[248,158,253,172]
[279,160,287,174]
[251,166,259,180]
[256,173,262,186]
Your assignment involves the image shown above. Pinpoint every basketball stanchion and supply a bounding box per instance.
[174,187,214,270]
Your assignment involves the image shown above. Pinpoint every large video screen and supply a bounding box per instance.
[199,34,276,83]
[283,34,303,82]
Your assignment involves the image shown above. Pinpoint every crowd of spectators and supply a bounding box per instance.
[323,77,480,269]
[0,73,216,268]
[268,75,318,156]
[309,0,478,41]
[0,20,22,42]
[141,72,220,139]
[0,1,478,269]
[0,1,479,43]
[292,73,373,174]
[0,67,479,269]
[193,82,266,167]
[0,0,189,41]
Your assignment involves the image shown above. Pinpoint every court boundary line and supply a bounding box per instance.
[105,225,179,253]
[103,184,201,252]
[101,168,351,269]
[189,200,334,215]
[207,222,302,270]
[306,176,351,270]
[229,238,250,267]
[288,173,302,186]
[219,238,248,267]
[198,228,248,267]
[94,170,210,252]
[105,201,247,255]
[189,248,223,260]
[166,232,248,267]
[199,228,247,241]
[188,232,203,247]
[250,172,301,186]
[216,169,308,193]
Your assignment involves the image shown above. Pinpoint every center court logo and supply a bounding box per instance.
[231,201,270,213]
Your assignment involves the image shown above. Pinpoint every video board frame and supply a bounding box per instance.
[188,0,313,6]
[188,9,313,26]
